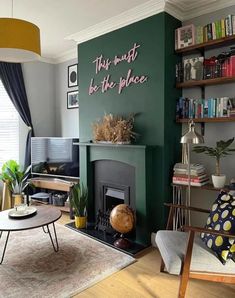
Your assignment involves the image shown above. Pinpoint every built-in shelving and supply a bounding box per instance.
[175,35,235,54]
[172,183,230,191]
[176,76,235,88]
[176,117,235,123]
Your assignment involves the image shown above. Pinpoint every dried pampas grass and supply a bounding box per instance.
[92,113,137,144]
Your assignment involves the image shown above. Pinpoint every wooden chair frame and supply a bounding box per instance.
[159,203,235,298]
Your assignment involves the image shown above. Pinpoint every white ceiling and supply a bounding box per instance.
[0,0,234,64]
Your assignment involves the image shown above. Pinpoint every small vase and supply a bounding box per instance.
[13,194,24,206]
[212,174,226,189]
[74,216,87,229]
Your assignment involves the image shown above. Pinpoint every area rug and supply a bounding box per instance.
[0,224,135,298]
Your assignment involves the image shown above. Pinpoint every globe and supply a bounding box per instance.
[110,204,135,234]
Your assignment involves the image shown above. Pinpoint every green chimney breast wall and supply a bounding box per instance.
[78,12,182,244]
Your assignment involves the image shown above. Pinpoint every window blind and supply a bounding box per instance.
[0,80,19,168]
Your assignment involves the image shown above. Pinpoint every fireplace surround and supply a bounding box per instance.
[78,142,154,245]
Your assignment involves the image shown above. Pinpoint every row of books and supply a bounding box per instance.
[173,163,209,187]
[176,97,235,119]
[175,15,235,50]
[195,14,235,44]
[176,52,235,83]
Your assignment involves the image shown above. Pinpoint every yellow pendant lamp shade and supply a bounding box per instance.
[0,18,41,62]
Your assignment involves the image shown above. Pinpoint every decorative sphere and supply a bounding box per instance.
[110,204,135,234]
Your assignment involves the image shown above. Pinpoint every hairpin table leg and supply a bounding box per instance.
[44,223,59,252]
[0,231,10,264]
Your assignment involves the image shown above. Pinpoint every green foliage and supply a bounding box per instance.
[0,160,32,194]
[70,183,88,217]
[193,138,235,175]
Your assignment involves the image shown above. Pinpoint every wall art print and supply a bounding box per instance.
[68,64,78,88]
[67,90,79,109]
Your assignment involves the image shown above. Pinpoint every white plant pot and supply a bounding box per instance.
[212,174,226,189]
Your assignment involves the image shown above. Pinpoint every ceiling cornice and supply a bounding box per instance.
[170,0,235,21]
[66,0,165,45]
[57,0,235,63]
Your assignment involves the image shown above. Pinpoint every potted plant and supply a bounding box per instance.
[70,183,88,228]
[193,138,235,188]
[0,160,32,205]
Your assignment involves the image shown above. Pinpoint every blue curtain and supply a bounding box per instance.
[0,62,34,168]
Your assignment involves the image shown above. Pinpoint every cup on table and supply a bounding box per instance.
[14,203,28,214]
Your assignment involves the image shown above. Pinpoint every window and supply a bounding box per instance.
[0,80,19,168]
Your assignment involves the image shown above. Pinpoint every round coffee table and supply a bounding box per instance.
[0,206,62,264]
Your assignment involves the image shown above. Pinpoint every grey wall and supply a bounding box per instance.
[18,58,79,165]
[55,58,79,137]
[22,62,56,137]
[19,61,56,165]
[182,6,235,225]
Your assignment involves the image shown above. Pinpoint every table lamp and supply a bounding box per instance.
[180,120,204,224]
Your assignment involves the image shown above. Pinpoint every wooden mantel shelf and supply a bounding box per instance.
[74,142,147,149]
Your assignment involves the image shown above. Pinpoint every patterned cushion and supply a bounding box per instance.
[201,191,235,264]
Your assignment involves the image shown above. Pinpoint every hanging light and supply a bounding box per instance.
[0,1,41,62]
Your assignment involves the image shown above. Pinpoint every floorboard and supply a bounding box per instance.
[59,213,235,298]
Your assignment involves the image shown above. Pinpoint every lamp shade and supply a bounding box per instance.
[181,120,204,144]
[0,18,41,62]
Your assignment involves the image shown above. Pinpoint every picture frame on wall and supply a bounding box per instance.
[68,63,78,87]
[67,90,79,109]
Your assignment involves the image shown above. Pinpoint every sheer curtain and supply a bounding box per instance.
[0,62,34,168]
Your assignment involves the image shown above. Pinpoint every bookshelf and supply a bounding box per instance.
[176,117,235,123]
[175,35,235,54]
[176,76,235,88]
[172,183,230,191]
[176,34,235,124]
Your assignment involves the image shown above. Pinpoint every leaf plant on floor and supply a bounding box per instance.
[193,138,235,176]
[0,160,32,194]
[70,183,88,217]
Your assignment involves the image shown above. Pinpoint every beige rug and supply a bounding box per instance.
[0,224,135,298]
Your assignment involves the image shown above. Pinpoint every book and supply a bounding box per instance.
[221,18,226,37]
[174,163,205,170]
[172,179,209,187]
[196,26,203,44]
[173,173,208,179]
[173,176,209,183]
[207,23,213,40]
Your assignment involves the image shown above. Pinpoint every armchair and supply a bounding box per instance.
[155,203,235,298]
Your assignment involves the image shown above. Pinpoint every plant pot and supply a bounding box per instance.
[13,194,24,206]
[74,216,87,229]
[212,174,226,189]
[1,182,12,210]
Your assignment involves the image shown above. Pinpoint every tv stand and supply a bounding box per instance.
[29,177,77,192]
[29,177,79,218]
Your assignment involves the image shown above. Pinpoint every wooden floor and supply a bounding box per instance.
[59,213,235,298]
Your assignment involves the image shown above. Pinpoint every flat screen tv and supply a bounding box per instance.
[31,137,79,179]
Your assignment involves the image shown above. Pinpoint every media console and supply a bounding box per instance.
[29,177,79,217]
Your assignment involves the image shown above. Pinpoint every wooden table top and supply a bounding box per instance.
[0,206,61,232]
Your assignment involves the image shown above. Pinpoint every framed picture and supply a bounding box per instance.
[67,90,79,109]
[68,64,78,87]
[175,24,195,49]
